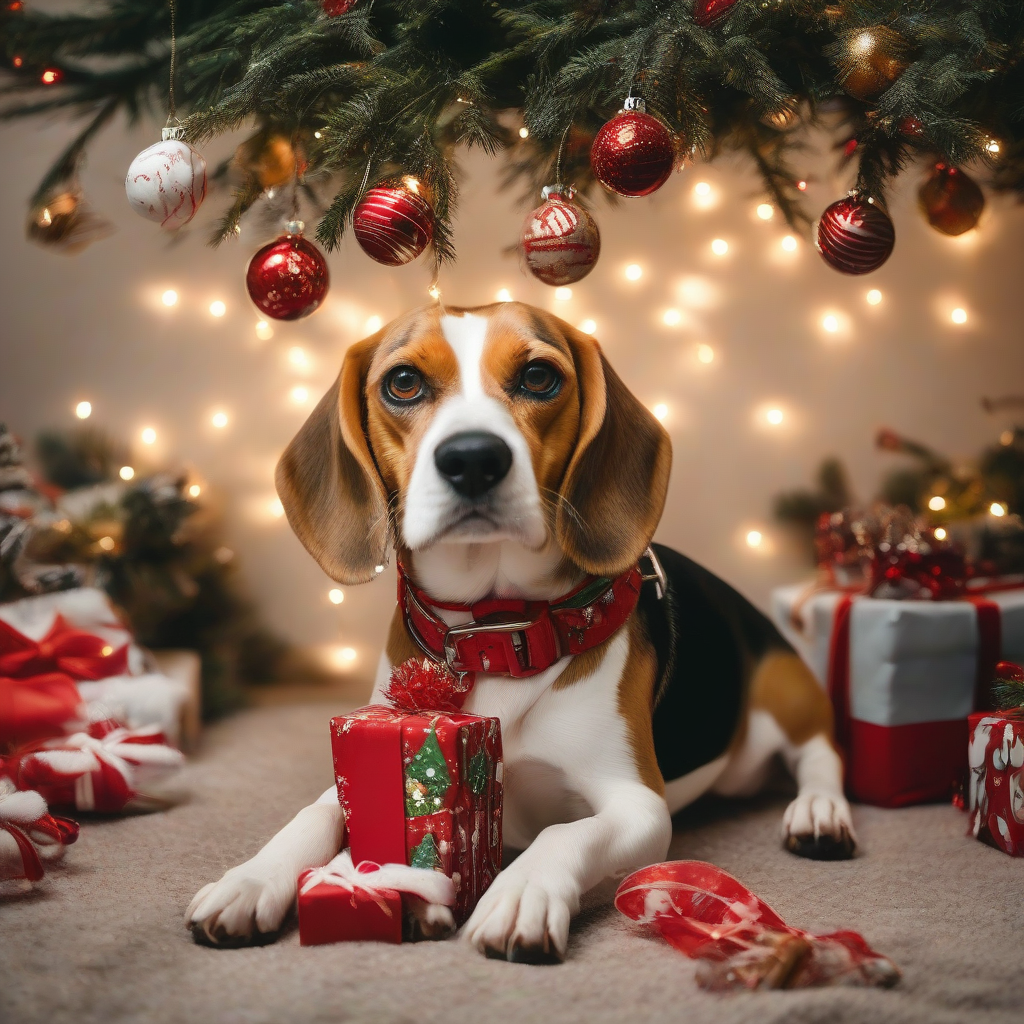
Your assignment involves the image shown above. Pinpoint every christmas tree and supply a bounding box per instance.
[2,1,1022,263]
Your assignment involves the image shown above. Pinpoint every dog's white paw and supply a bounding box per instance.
[185,864,294,947]
[463,870,573,963]
[783,791,856,861]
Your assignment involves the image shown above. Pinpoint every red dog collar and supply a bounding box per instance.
[397,554,662,680]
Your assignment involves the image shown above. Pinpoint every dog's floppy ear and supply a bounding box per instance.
[275,336,390,584]
[555,327,672,576]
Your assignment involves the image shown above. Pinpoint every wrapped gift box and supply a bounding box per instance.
[331,704,502,924]
[298,856,403,945]
[771,584,1024,807]
[968,711,1024,856]
[0,588,199,748]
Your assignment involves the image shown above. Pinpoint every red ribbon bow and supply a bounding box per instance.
[0,614,129,681]
[0,782,79,882]
[615,861,900,990]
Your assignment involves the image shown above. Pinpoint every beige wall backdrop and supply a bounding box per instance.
[2,113,1023,682]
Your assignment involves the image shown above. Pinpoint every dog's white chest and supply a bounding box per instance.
[457,631,639,849]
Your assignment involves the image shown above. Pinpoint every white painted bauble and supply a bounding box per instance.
[125,128,207,229]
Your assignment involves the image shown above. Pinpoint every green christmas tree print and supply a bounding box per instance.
[410,832,440,871]
[405,725,451,817]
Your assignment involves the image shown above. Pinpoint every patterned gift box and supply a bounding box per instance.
[331,705,502,923]
[968,710,1024,856]
[772,584,1024,806]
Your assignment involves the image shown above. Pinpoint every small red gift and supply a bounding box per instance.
[330,668,503,925]
[297,849,456,945]
[967,661,1024,856]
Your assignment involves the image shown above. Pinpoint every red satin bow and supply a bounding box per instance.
[615,861,900,990]
[0,672,84,747]
[0,614,129,680]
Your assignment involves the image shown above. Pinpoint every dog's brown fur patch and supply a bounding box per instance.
[749,650,833,746]
[618,613,664,795]
[385,608,423,669]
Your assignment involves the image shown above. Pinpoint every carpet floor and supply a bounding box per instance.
[3,701,1021,1024]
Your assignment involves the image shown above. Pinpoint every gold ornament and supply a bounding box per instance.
[838,27,910,102]
[26,191,111,253]
[237,133,299,189]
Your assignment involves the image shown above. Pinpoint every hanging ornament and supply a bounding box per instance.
[816,194,895,275]
[237,132,298,190]
[521,184,601,286]
[590,98,676,198]
[918,163,984,236]
[245,221,330,321]
[353,177,435,266]
[124,4,205,229]
[838,27,910,101]
[125,125,207,229]
[693,0,738,28]
[26,191,112,253]
[322,0,358,12]
[898,115,924,138]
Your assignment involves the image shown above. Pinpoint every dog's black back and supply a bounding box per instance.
[639,543,794,784]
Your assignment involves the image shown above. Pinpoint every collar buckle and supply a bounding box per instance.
[443,616,539,674]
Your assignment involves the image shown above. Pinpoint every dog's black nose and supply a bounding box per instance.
[434,431,513,499]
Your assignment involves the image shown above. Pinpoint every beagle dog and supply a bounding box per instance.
[187,302,855,961]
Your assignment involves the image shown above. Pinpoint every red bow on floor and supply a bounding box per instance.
[615,861,900,991]
[0,614,129,680]
[0,779,79,883]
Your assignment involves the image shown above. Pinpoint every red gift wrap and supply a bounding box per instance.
[968,710,1024,856]
[331,704,502,924]
[298,863,402,945]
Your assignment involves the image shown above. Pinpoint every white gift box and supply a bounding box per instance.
[771,583,1024,806]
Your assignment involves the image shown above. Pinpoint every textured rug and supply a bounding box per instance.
[3,701,1021,1024]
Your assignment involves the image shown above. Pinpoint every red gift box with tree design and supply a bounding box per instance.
[330,700,502,924]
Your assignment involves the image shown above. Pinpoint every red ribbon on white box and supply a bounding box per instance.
[299,849,455,909]
[11,720,183,813]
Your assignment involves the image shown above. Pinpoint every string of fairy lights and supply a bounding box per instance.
[63,168,994,671]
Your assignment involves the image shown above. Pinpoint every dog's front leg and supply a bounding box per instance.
[186,788,344,947]
[463,781,671,963]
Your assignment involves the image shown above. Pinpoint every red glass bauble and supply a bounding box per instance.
[590,99,676,198]
[322,0,357,14]
[693,0,738,27]
[918,163,984,236]
[521,185,601,286]
[245,230,329,320]
[353,180,435,266]
[816,195,895,275]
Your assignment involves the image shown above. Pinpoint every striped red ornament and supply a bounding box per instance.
[521,185,601,286]
[816,195,895,275]
[590,98,675,198]
[353,179,434,266]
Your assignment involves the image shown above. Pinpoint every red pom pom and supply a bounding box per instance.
[384,658,469,713]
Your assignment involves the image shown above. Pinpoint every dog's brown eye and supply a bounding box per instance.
[519,361,561,398]
[385,366,424,403]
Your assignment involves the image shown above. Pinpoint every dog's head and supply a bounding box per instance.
[276,302,672,584]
